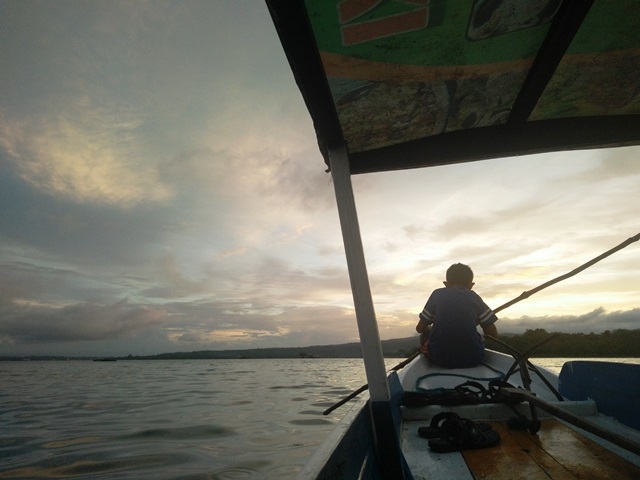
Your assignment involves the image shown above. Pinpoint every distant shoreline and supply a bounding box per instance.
[3,329,640,361]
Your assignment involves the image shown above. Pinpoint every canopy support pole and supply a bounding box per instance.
[329,146,406,480]
[329,146,388,403]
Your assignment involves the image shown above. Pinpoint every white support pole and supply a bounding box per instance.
[329,146,390,403]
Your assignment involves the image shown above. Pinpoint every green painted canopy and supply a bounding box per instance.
[266,0,640,174]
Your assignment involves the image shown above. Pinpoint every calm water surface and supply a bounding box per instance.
[2,357,639,479]
[0,359,379,479]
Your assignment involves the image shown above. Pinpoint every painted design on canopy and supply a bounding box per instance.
[305,0,640,154]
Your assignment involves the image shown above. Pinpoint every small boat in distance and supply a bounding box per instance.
[93,358,117,362]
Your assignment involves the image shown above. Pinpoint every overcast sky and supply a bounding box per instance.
[1,1,639,357]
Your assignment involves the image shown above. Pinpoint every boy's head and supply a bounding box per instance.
[444,263,474,289]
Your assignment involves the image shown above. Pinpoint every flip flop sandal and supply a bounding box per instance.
[428,427,500,452]
[418,412,492,439]
[427,417,500,452]
[418,412,459,438]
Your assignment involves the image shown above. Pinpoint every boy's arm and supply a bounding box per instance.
[482,323,498,337]
[416,306,434,333]
[416,317,427,333]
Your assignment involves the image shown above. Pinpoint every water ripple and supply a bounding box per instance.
[0,452,193,479]
[288,418,333,426]
[120,425,234,440]
[1,358,369,479]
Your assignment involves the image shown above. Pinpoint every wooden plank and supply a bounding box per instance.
[463,423,557,480]
[464,420,640,480]
[505,424,577,480]
[526,419,640,480]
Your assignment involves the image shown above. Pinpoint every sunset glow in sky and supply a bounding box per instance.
[1,1,639,357]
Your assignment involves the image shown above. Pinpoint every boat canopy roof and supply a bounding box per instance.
[266,0,640,174]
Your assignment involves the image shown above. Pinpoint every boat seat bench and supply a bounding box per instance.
[403,419,640,480]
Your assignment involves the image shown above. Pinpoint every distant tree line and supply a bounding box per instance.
[121,330,640,360]
[485,329,640,358]
[3,329,639,361]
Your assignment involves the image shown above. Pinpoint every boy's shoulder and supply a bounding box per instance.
[431,286,481,300]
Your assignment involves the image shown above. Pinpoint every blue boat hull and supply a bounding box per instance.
[559,361,640,430]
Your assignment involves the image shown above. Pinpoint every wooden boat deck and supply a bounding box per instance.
[404,419,640,480]
[397,352,640,480]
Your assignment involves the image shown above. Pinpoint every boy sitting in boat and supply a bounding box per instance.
[415,263,498,368]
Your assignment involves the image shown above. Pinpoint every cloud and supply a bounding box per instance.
[2,1,312,211]
[0,103,172,207]
[574,149,640,183]
[0,166,174,269]
[0,299,168,344]
[141,300,363,352]
[1,1,638,358]
[1,3,181,208]
[403,224,427,241]
[500,307,640,334]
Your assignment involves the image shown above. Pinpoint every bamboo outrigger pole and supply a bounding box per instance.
[492,232,640,314]
[323,232,640,415]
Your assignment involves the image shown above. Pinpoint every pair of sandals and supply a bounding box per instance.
[418,411,500,452]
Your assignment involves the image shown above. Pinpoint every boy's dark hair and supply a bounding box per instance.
[446,263,474,286]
